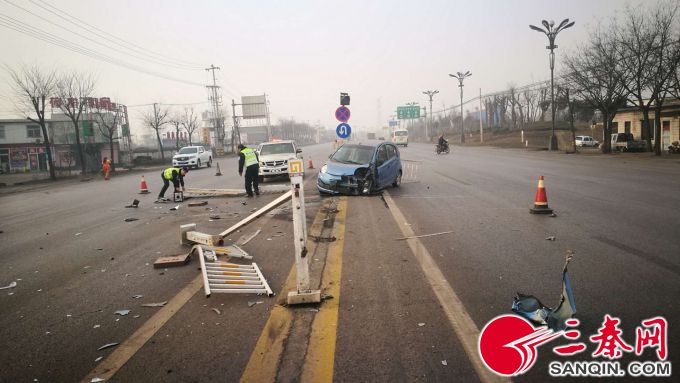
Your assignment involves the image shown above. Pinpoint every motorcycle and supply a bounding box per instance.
[435,142,450,155]
[668,141,680,154]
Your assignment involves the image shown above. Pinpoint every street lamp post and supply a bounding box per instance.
[449,71,471,144]
[405,101,418,137]
[422,90,439,142]
[529,19,575,151]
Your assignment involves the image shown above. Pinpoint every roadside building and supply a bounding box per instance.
[612,99,680,148]
[0,113,122,173]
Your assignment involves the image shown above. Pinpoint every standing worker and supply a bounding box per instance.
[238,143,260,197]
[157,166,188,202]
[102,157,111,180]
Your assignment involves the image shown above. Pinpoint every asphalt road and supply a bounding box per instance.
[1,142,678,382]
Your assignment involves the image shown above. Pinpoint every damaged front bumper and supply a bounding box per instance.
[317,169,372,195]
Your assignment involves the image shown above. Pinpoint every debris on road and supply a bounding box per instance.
[114,310,130,316]
[395,231,453,240]
[132,295,143,299]
[247,301,263,308]
[0,281,17,290]
[441,360,448,366]
[141,301,167,307]
[545,236,556,241]
[238,229,261,246]
[550,213,557,217]
[188,201,208,207]
[512,250,576,331]
[93,324,100,329]
[97,342,119,351]
[170,205,180,211]
[154,252,192,268]
[91,378,105,383]
[241,201,247,205]
[209,215,221,220]
[125,199,140,208]
[309,235,336,243]
[321,293,334,301]
[94,356,103,362]
[75,232,83,236]
[211,308,221,315]
[124,218,139,222]
[418,323,425,327]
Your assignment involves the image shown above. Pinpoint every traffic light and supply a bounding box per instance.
[340,92,350,106]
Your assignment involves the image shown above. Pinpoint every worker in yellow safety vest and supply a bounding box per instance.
[157,166,188,201]
[238,144,260,197]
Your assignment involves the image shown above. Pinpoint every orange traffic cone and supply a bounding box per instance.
[307,158,314,169]
[139,175,150,194]
[529,175,553,214]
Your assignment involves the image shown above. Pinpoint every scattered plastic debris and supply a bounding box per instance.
[170,205,180,211]
[212,308,221,315]
[94,356,103,362]
[125,199,140,208]
[418,323,425,327]
[93,324,100,329]
[141,301,167,307]
[124,218,139,222]
[91,377,105,382]
[0,281,17,290]
[441,360,448,366]
[321,293,334,301]
[247,301,263,308]
[75,232,83,236]
[241,201,247,205]
[550,213,557,217]
[395,231,453,240]
[132,295,143,299]
[209,215,221,220]
[188,201,208,207]
[97,342,119,351]
[545,236,556,241]
[133,315,141,318]
[512,251,576,331]
[114,310,130,316]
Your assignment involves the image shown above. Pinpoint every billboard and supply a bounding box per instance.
[241,95,267,119]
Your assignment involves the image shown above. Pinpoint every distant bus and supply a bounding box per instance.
[392,129,409,147]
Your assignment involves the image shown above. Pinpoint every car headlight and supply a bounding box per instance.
[321,164,327,174]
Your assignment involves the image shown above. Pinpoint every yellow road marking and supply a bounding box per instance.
[301,197,348,383]
[80,274,204,383]
[240,198,336,382]
[382,191,509,383]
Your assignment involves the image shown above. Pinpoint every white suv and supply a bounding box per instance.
[256,140,302,182]
[575,135,599,147]
[172,146,213,168]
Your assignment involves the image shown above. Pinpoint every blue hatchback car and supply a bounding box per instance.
[317,143,402,195]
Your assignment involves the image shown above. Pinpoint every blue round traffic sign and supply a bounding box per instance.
[335,106,351,122]
[336,123,352,139]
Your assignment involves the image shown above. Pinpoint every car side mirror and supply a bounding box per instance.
[296,148,302,153]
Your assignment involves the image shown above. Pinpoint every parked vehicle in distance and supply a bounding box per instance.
[172,146,212,168]
[392,129,409,147]
[575,135,599,147]
[257,140,302,182]
[611,133,646,152]
[317,142,402,195]
[367,132,376,140]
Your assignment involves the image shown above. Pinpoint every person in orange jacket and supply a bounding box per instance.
[102,157,111,180]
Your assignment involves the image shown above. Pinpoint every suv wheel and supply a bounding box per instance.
[207,157,212,167]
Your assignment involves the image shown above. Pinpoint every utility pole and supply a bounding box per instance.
[449,71,472,144]
[479,88,483,143]
[205,65,223,154]
[422,90,439,141]
[231,99,241,151]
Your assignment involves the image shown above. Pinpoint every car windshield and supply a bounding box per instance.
[178,147,198,154]
[331,145,374,165]
[394,131,408,137]
[260,143,295,155]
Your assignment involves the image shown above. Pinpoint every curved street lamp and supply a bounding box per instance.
[449,71,471,144]
[529,18,575,151]
[422,90,439,141]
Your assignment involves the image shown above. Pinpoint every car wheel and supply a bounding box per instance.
[362,178,373,195]
[392,171,402,187]
[197,159,201,168]
[207,158,212,167]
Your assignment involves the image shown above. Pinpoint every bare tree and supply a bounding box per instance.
[93,104,121,172]
[181,108,199,146]
[538,88,551,122]
[55,71,96,175]
[508,85,519,129]
[169,112,183,150]
[564,27,628,153]
[141,104,170,160]
[5,64,58,180]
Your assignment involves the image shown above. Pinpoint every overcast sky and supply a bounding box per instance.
[0,0,642,135]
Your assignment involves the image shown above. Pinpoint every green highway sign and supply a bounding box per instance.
[397,106,420,119]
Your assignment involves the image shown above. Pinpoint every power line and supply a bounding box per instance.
[27,0,205,70]
[0,13,205,87]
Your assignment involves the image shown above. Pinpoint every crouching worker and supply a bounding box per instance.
[157,166,188,202]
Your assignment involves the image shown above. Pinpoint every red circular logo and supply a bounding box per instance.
[479,315,545,376]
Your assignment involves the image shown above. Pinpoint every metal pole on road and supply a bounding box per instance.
[449,71,471,144]
[423,90,439,142]
[529,19,575,151]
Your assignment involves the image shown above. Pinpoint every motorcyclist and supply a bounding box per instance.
[438,134,449,151]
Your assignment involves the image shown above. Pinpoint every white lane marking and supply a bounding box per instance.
[382,191,509,383]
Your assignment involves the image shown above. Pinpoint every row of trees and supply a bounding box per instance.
[564,1,680,154]
[5,65,130,179]
[140,105,201,161]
